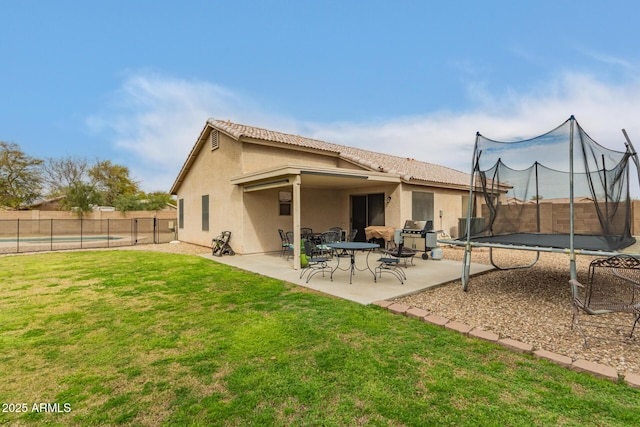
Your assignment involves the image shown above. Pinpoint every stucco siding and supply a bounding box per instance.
[242,143,339,172]
[176,131,244,249]
[400,184,466,236]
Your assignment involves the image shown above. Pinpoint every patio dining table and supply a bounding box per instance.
[326,241,380,284]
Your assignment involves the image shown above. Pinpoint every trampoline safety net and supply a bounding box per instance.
[462,116,638,252]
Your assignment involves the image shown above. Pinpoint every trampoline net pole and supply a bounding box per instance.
[462,133,481,291]
[569,116,576,281]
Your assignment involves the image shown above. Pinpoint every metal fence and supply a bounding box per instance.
[0,218,177,254]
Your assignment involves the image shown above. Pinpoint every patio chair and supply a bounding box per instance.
[330,227,344,241]
[316,230,340,258]
[348,229,358,242]
[301,227,313,238]
[299,239,332,283]
[212,231,235,256]
[375,242,408,284]
[278,229,294,258]
[569,254,640,347]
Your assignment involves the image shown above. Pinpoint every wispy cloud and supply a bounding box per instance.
[309,72,640,174]
[86,72,295,191]
[89,71,640,194]
[575,46,636,70]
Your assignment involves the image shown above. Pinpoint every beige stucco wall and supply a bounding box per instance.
[242,143,339,171]
[399,184,469,237]
[176,131,245,249]
[175,129,380,253]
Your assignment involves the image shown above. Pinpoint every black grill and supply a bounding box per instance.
[401,220,433,237]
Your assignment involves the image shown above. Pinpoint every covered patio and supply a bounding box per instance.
[232,163,402,269]
[200,250,493,305]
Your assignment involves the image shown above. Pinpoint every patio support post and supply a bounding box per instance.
[293,175,301,270]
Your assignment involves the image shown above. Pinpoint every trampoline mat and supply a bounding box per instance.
[462,233,636,252]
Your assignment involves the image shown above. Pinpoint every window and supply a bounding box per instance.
[412,192,434,221]
[178,199,184,229]
[210,130,219,151]
[279,191,292,216]
[202,195,209,231]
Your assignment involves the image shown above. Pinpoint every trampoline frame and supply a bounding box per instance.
[450,117,640,291]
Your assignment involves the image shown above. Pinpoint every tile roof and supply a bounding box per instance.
[209,119,471,188]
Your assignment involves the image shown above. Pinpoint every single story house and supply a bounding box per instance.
[170,119,476,268]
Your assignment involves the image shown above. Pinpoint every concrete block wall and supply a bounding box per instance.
[481,201,637,235]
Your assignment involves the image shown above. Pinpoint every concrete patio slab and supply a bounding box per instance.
[200,252,493,305]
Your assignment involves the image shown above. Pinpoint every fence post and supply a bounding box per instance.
[17,219,20,253]
[50,218,53,251]
[154,217,158,244]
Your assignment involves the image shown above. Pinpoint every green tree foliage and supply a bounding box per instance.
[114,191,174,212]
[1,141,172,212]
[0,141,43,209]
[62,182,103,216]
[88,160,140,206]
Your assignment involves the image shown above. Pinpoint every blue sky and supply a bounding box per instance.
[2,0,640,193]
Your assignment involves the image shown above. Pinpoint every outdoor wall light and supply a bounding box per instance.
[386,196,392,204]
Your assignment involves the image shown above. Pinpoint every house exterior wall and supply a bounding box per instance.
[242,143,339,171]
[237,142,369,254]
[240,187,346,254]
[175,130,381,253]
[176,131,245,249]
[399,184,468,237]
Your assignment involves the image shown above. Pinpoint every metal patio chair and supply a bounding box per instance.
[299,239,332,283]
[375,242,409,284]
[316,230,340,258]
[569,254,640,347]
[278,229,293,258]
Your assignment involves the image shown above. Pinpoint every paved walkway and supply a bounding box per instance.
[200,251,493,304]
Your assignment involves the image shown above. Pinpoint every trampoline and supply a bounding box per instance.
[441,116,640,290]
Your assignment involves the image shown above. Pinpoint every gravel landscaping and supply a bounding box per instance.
[393,246,640,377]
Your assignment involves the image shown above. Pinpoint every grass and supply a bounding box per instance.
[1,251,639,426]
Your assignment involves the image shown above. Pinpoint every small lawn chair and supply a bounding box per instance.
[299,239,331,283]
[569,254,640,347]
[212,231,235,256]
[316,230,340,258]
[278,229,294,258]
[375,242,410,284]
[330,227,344,241]
[301,227,313,239]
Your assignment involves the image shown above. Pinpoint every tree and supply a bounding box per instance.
[42,156,89,197]
[88,160,140,206]
[114,191,174,212]
[62,182,103,216]
[0,141,43,209]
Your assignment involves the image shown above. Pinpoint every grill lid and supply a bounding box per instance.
[403,220,430,231]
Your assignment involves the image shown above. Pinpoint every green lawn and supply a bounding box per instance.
[1,251,639,426]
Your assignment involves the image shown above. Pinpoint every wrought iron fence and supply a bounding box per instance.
[0,218,177,254]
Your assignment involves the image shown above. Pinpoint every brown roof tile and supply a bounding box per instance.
[210,119,470,188]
